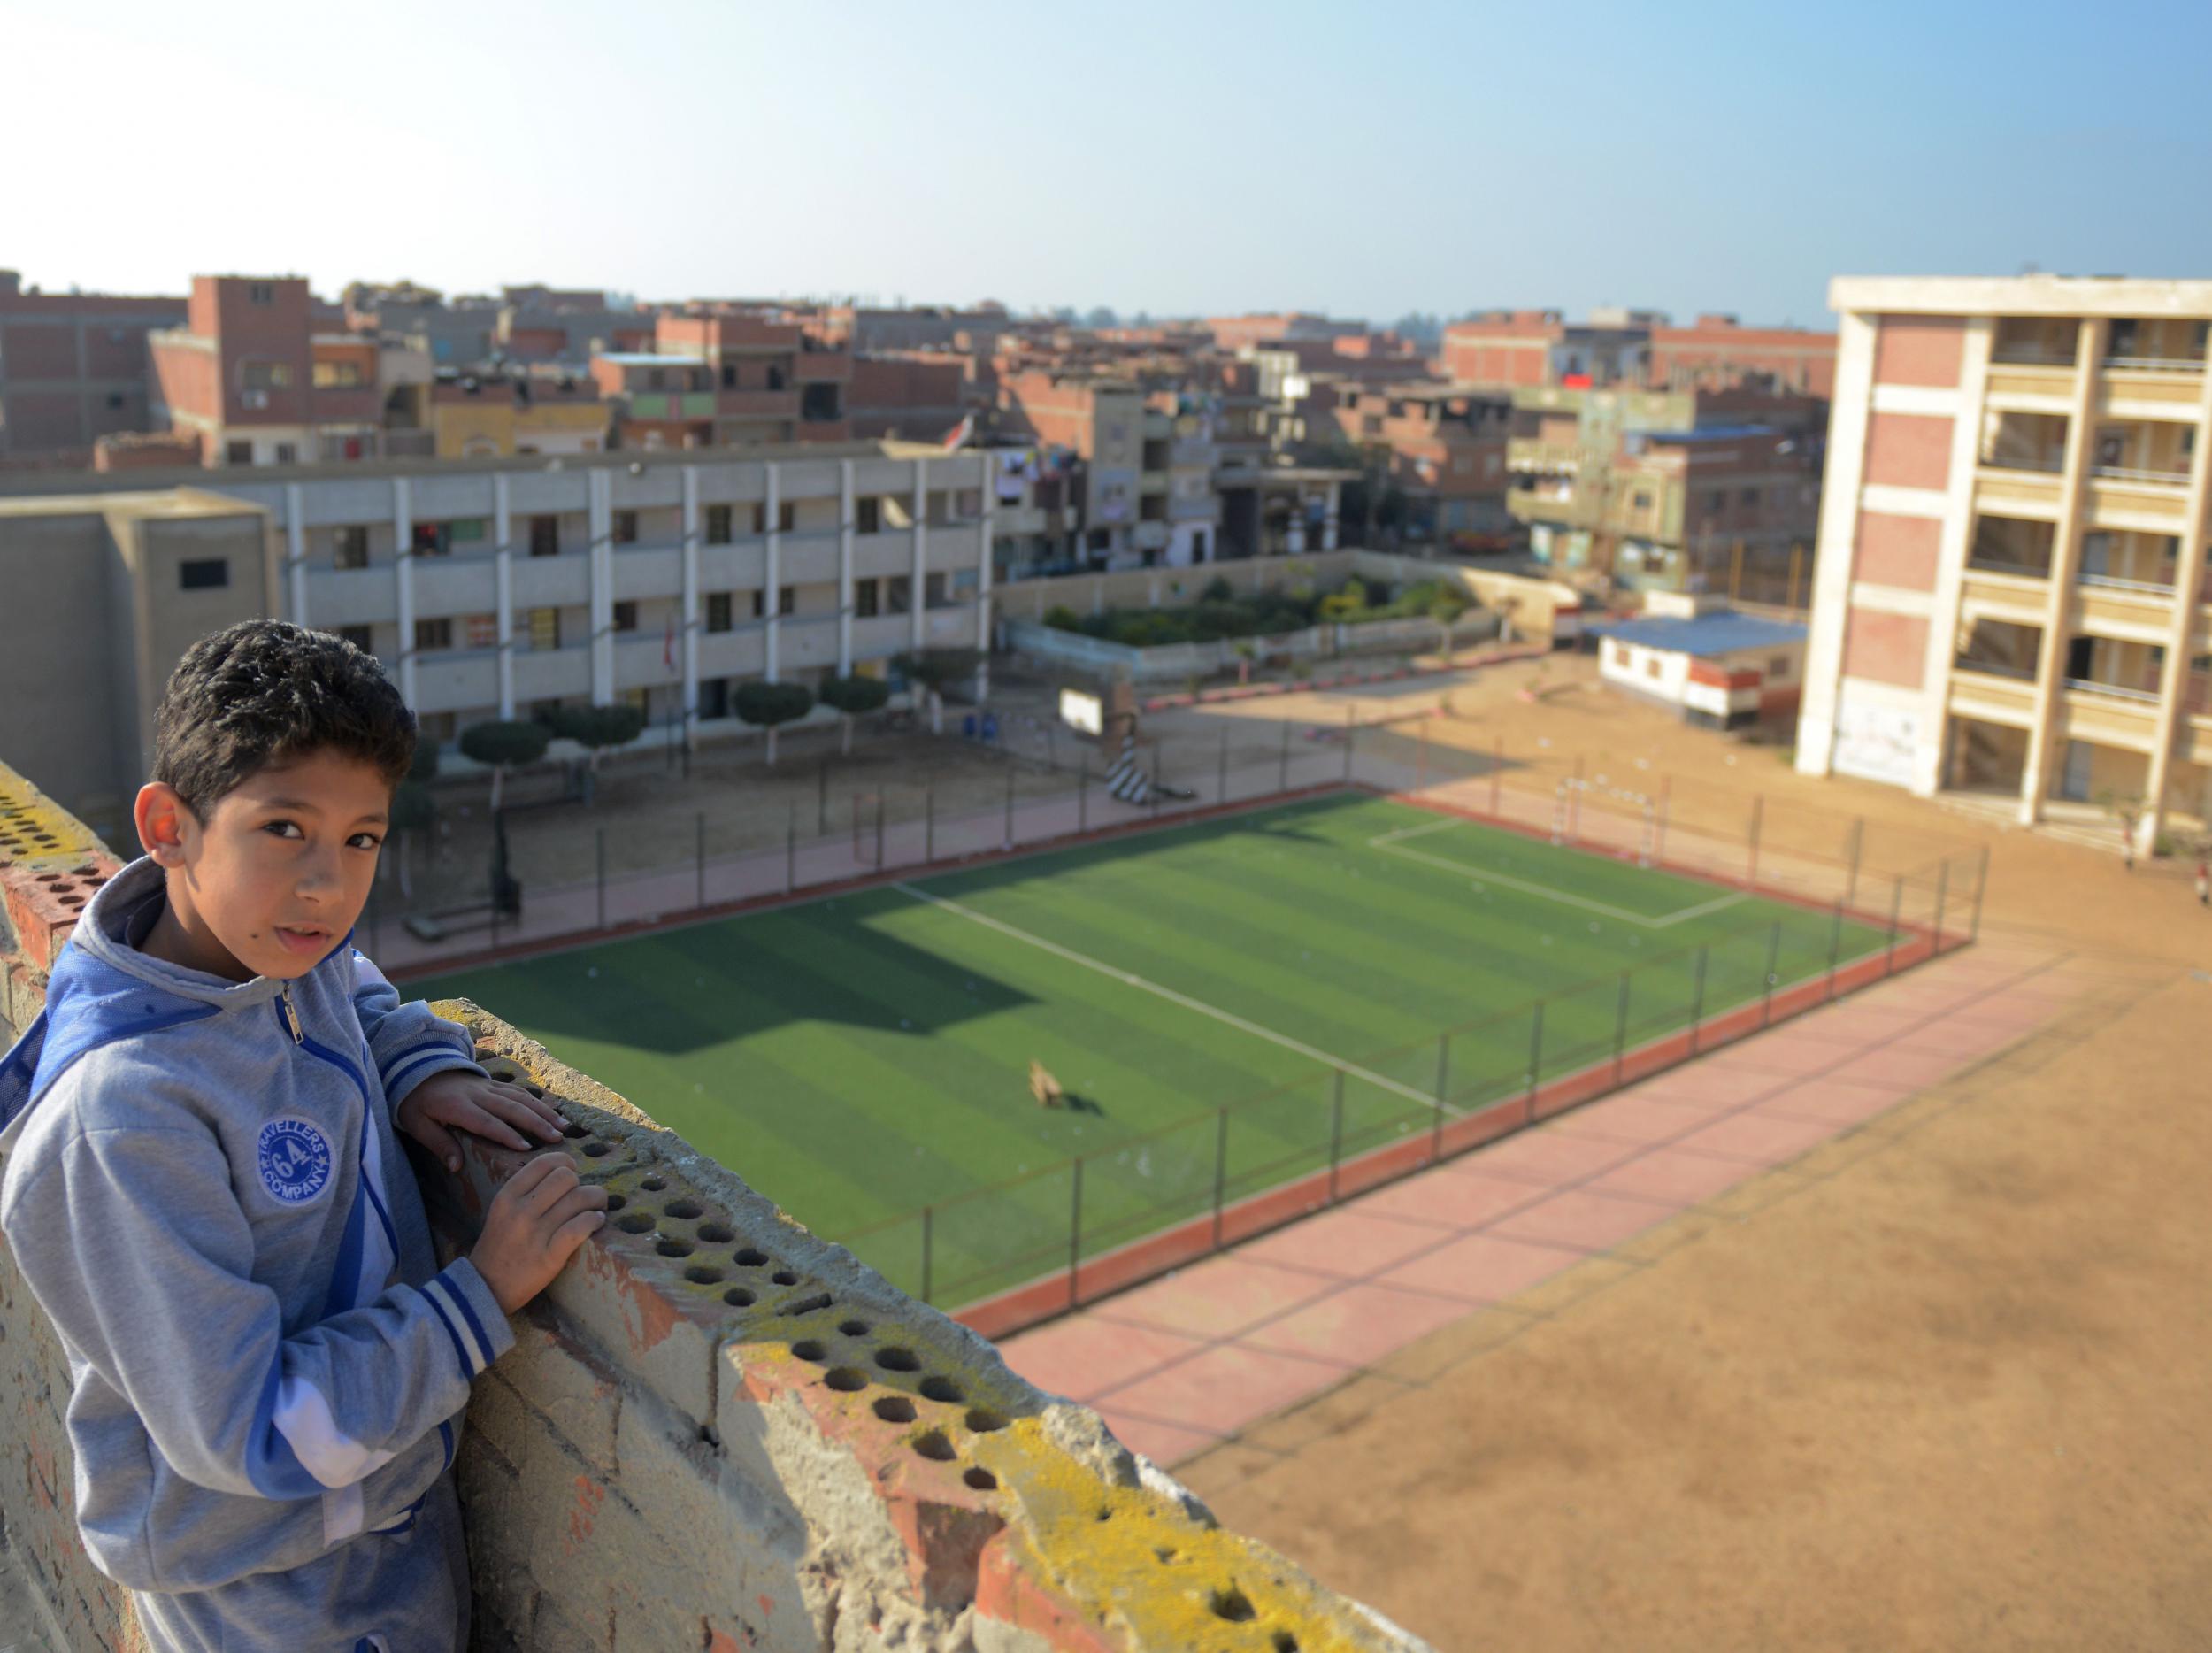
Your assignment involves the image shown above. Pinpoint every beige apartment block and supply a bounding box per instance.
[1796,276,2212,850]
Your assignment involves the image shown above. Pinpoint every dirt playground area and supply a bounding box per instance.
[1147,661,2212,1650]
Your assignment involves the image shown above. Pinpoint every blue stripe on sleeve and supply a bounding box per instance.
[439,1268,495,1373]
[242,1359,326,1501]
[419,1286,474,1380]
[380,1046,471,1101]
[438,1419,455,1470]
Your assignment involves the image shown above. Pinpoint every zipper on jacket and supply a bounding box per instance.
[280,982,304,1046]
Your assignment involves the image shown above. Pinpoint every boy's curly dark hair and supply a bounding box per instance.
[152,621,417,819]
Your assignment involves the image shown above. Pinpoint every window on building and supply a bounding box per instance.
[414,618,453,652]
[334,526,370,569]
[242,360,293,390]
[955,488,981,519]
[312,361,365,388]
[613,511,639,545]
[1768,655,1790,676]
[465,613,498,650]
[527,608,560,650]
[273,443,297,465]
[854,580,879,618]
[335,624,373,653]
[411,522,449,557]
[1705,489,1727,514]
[248,282,274,305]
[612,601,638,633]
[1645,655,1661,679]
[449,519,487,549]
[766,365,786,391]
[1632,490,1653,510]
[750,587,795,619]
[1609,641,1628,667]
[706,592,733,633]
[1740,486,1759,506]
[720,364,737,389]
[647,369,665,390]
[529,515,559,557]
[179,558,229,591]
[924,572,949,609]
[706,504,733,544]
[700,677,730,720]
[226,441,254,465]
[856,496,881,534]
[886,576,912,615]
[105,391,125,410]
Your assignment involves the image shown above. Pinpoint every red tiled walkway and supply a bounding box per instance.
[996,939,2080,1465]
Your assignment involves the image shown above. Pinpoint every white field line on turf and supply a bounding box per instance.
[888,882,1448,1115]
[1367,819,1747,930]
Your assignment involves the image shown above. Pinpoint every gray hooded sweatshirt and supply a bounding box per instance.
[0,856,514,1652]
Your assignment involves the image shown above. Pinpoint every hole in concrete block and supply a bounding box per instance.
[872,1396,916,1424]
[1272,1633,1299,1652]
[918,1377,962,1404]
[580,1141,612,1158]
[734,1249,770,1267]
[1209,1587,1256,1624]
[874,1347,920,1373]
[787,1293,833,1316]
[685,1266,724,1285]
[912,1431,956,1462]
[838,1319,870,1337]
[965,1407,1008,1434]
[641,1175,667,1192]
[724,1288,757,1308]
[771,1270,798,1286]
[655,1238,694,1258]
[962,1467,997,1492]
[824,1367,866,1393]
[557,1118,585,1135]
[615,1213,655,1234]
[792,1340,827,1362]
[699,1424,721,1450]
[603,1194,626,1211]
[662,1200,703,1220]
[696,1222,733,1244]
[1153,1547,1178,1565]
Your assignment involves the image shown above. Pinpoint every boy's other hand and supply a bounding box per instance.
[396,1070,568,1173]
[471,1155,609,1315]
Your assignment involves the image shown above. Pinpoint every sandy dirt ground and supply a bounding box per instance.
[1164,659,2212,1651]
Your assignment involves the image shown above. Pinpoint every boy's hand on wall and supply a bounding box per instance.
[471,1155,609,1315]
[397,1071,568,1173]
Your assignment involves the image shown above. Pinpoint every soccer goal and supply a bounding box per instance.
[1553,775,1656,867]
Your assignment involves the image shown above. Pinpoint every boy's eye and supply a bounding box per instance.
[264,820,303,841]
[349,833,384,850]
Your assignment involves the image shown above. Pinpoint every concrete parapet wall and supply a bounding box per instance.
[0,759,1430,1653]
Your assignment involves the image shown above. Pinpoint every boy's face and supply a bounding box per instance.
[135,749,391,982]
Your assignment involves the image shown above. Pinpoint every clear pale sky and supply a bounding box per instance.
[4,0,2207,327]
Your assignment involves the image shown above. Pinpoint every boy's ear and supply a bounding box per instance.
[134,782,198,867]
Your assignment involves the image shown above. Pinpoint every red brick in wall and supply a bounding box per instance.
[1863,411,1954,492]
[1852,511,1943,592]
[1873,317,1965,388]
[1840,607,1930,688]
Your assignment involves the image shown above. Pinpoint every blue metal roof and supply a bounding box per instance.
[1587,609,1808,657]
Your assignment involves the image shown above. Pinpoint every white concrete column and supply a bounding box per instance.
[764,464,781,684]
[1794,310,1878,778]
[392,478,416,707]
[588,468,614,706]
[837,457,856,675]
[494,473,515,719]
[910,457,928,652]
[1909,319,1994,797]
[975,451,995,703]
[284,482,308,627]
[2019,318,2108,823]
[1323,481,1341,550]
[680,466,701,748]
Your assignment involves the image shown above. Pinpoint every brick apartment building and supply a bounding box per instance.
[1649,314,1838,396]
[1325,381,1514,549]
[496,288,654,363]
[1445,308,1836,400]
[147,276,396,466]
[593,313,854,449]
[847,355,975,442]
[1203,312,1365,353]
[1795,275,2212,850]
[0,270,186,460]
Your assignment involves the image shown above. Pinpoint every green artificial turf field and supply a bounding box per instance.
[410,792,1890,1306]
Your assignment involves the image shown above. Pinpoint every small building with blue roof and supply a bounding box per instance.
[1586,597,1807,730]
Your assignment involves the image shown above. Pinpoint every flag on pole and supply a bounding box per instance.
[941,411,976,451]
[664,611,677,673]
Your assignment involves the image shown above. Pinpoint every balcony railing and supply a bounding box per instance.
[2065,677,2161,703]
[2090,464,2191,488]
[1979,451,2065,474]
[2078,571,2176,595]
[1965,555,2051,580]
[1954,657,2039,682]
[2103,354,2207,373]
[1991,346,2078,367]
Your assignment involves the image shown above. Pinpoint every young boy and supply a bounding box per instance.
[0,619,608,1652]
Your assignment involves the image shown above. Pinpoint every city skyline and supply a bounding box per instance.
[5,0,2208,328]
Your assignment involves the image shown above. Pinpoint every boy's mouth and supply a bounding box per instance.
[273,925,329,956]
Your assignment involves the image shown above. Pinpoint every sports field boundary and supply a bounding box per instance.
[949,926,1946,1341]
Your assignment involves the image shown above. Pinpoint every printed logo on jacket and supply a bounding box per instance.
[257,1118,334,1203]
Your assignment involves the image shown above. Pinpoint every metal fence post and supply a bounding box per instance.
[1826,900,1844,1000]
[1006,763,1018,843]
[695,811,706,910]
[1688,945,1709,1055]
[1342,707,1355,783]
[1218,727,1230,803]
[875,793,886,869]
[1884,876,1902,975]
[925,783,935,863]
[1525,1000,1545,1121]
[1279,719,1291,792]
[1432,1034,1450,1161]
[1747,795,1764,888]
[786,804,796,894]
[1970,845,1990,942]
[1067,1157,1084,1307]
[1078,758,1088,834]
[818,756,829,835]
[1931,858,1950,953]
[1327,1069,1345,1202]
[1612,970,1631,1084]
[595,826,606,930]
[1211,1106,1229,1248]
[1761,920,1781,1026]
[1844,817,1863,911]
[920,1206,933,1305]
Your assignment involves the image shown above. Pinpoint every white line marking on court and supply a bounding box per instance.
[889,882,1448,1114]
[1366,823,1747,930]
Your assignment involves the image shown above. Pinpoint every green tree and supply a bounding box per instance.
[733,680,815,765]
[893,649,983,734]
[551,703,649,800]
[458,719,550,812]
[1425,588,1470,657]
[1041,604,1082,632]
[817,674,890,756]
